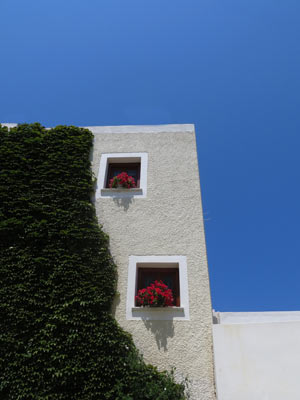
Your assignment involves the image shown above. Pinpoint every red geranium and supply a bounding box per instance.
[109,172,136,189]
[135,280,174,307]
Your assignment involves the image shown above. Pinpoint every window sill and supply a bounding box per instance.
[132,307,184,312]
[130,305,186,320]
[101,188,143,197]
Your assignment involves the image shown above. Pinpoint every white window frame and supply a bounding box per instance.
[126,255,189,321]
[96,152,148,199]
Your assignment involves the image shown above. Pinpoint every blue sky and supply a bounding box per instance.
[1,0,300,311]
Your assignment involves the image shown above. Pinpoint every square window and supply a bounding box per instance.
[126,256,189,321]
[136,265,180,306]
[96,153,148,199]
[106,162,141,188]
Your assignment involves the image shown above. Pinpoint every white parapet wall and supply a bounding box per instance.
[213,311,300,400]
[91,124,216,400]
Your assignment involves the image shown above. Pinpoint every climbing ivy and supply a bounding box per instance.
[0,123,186,400]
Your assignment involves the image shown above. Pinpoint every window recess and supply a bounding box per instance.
[136,266,180,307]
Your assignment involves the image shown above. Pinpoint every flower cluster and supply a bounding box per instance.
[109,172,136,189]
[135,280,174,307]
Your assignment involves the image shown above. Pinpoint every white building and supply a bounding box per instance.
[213,311,300,400]
[91,124,216,400]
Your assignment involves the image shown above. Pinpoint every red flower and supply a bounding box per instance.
[109,172,136,189]
[135,280,174,307]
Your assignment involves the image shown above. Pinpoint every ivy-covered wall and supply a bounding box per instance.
[0,124,186,400]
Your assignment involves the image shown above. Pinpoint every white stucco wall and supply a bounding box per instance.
[213,311,300,400]
[90,124,216,400]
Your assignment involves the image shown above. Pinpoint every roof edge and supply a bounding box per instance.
[213,311,300,325]
[84,124,195,134]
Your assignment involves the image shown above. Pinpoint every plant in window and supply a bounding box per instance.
[135,280,174,307]
[109,171,136,189]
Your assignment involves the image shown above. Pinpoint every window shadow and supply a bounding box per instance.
[113,196,134,211]
[142,319,175,352]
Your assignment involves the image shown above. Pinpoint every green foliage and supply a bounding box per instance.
[0,123,186,399]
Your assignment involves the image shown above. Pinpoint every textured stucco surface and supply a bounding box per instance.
[90,124,216,400]
[213,312,300,400]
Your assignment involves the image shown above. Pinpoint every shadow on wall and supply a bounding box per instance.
[113,197,134,211]
[111,292,121,317]
[143,320,175,352]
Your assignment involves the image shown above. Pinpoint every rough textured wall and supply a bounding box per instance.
[91,124,216,400]
[213,312,300,400]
